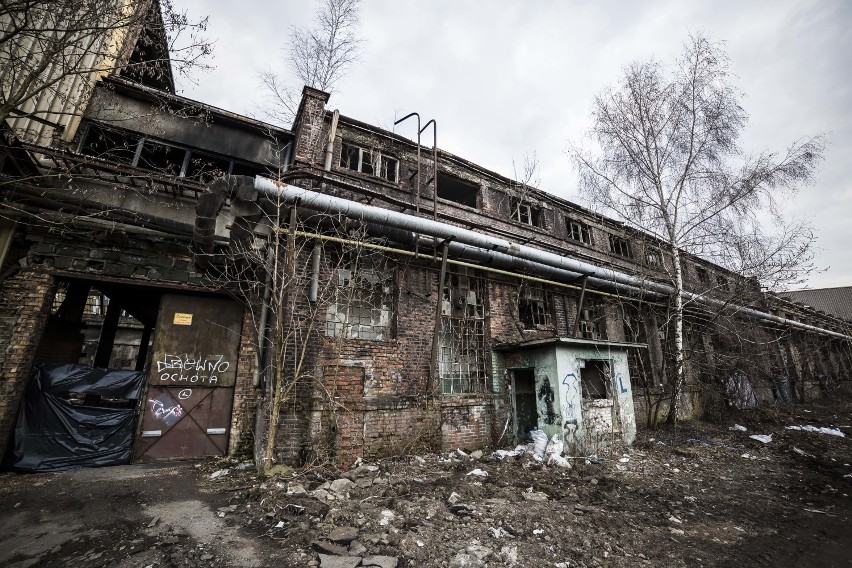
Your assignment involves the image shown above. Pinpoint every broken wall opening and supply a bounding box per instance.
[511,368,537,441]
[439,268,488,394]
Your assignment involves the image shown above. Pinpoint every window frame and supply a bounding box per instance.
[338,142,399,183]
[609,235,632,258]
[566,217,592,245]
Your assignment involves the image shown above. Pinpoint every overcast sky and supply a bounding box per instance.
[177,0,851,290]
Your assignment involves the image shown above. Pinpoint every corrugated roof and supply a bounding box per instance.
[780,286,852,322]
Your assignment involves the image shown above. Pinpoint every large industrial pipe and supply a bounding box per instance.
[251,176,851,340]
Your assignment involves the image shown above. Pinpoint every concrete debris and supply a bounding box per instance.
[361,555,398,568]
[312,540,350,556]
[455,448,470,459]
[318,553,362,568]
[786,425,845,437]
[287,483,308,496]
[147,516,159,528]
[328,526,359,544]
[521,491,548,502]
[730,424,748,432]
[466,468,488,477]
[209,469,230,479]
[470,450,484,460]
[447,492,463,504]
[378,510,395,526]
[330,478,357,495]
[489,527,508,539]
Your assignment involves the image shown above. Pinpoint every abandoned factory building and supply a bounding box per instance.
[2,14,851,470]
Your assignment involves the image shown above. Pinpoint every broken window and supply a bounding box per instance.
[136,139,187,176]
[80,124,141,164]
[623,313,651,388]
[645,247,662,267]
[509,198,540,227]
[578,300,607,340]
[339,142,398,182]
[566,218,591,244]
[718,275,731,292]
[185,150,231,183]
[439,268,488,394]
[325,250,394,341]
[609,235,632,258]
[518,284,552,329]
[436,172,479,208]
[695,265,709,284]
[581,360,610,399]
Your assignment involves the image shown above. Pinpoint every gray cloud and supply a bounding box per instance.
[178,0,852,289]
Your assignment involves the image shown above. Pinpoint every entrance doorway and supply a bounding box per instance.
[512,368,538,441]
[134,293,243,461]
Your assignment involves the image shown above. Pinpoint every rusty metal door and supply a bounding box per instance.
[135,294,243,461]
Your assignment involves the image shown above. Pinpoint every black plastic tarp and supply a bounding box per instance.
[8,364,146,472]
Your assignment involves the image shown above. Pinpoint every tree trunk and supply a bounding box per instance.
[667,244,686,425]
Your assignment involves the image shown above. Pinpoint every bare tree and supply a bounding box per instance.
[0,0,212,136]
[571,33,825,424]
[259,0,361,125]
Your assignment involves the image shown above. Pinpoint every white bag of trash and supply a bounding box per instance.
[545,434,564,458]
[530,430,548,459]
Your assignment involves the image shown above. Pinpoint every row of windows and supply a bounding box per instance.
[336,138,732,285]
[80,124,268,183]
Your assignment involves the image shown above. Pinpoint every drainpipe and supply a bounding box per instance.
[250,177,852,341]
[323,110,340,172]
[253,241,276,388]
[309,241,322,302]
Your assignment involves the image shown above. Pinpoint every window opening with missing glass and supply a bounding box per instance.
[436,171,479,208]
[695,265,709,284]
[439,268,488,394]
[609,235,632,258]
[566,218,591,244]
[510,197,541,227]
[325,249,394,341]
[645,246,662,267]
[578,299,607,340]
[581,360,610,399]
[79,123,269,181]
[519,284,552,329]
[339,142,399,183]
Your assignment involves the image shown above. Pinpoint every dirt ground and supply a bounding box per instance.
[2,398,852,568]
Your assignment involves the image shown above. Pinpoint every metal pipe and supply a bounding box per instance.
[253,241,276,388]
[252,176,851,340]
[394,112,421,214]
[420,119,438,221]
[309,241,322,302]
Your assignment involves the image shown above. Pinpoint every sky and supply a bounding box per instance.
[176,0,852,290]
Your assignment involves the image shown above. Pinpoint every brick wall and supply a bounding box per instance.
[0,269,55,455]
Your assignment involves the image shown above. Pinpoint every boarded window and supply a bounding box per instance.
[439,268,487,394]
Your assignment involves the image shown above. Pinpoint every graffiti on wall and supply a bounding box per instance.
[155,353,231,385]
[147,392,183,427]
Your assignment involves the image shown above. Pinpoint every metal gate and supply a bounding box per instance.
[135,294,243,461]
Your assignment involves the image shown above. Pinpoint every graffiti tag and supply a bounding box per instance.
[177,389,192,400]
[616,373,628,394]
[156,353,231,385]
[148,398,183,427]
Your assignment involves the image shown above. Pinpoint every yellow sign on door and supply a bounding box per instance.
[173,312,193,326]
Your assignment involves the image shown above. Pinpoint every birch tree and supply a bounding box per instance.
[572,33,824,424]
[259,0,361,125]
